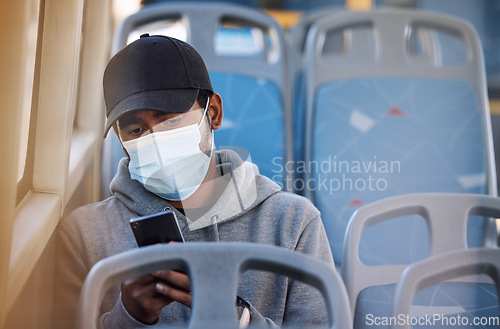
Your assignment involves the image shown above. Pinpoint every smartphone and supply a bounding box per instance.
[130,208,185,247]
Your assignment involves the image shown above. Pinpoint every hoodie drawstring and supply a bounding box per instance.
[211,215,220,242]
[229,167,245,212]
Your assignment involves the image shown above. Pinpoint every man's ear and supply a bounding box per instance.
[112,124,119,137]
[208,93,223,130]
[112,124,130,158]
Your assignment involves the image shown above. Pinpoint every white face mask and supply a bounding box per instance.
[121,102,213,201]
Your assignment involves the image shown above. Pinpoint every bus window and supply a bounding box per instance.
[15,2,41,204]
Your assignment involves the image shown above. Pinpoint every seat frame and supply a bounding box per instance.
[76,242,352,329]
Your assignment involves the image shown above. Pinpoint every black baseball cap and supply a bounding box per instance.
[103,34,213,137]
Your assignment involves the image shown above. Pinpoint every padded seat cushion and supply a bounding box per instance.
[211,72,285,185]
[355,282,499,329]
[312,77,487,265]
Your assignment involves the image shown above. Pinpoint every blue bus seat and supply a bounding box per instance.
[414,0,500,95]
[302,9,497,267]
[492,114,500,193]
[101,2,293,198]
[391,248,500,329]
[210,73,284,180]
[286,8,342,188]
[341,193,500,327]
[356,282,498,329]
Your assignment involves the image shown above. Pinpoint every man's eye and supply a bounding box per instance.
[129,127,144,136]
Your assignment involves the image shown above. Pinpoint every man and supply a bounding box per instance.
[54,34,334,328]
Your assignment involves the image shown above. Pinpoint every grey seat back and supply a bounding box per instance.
[391,248,500,329]
[342,193,500,316]
[286,8,341,174]
[302,9,496,267]
[77,242,352,329]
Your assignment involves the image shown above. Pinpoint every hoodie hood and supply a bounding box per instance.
[110,148,282,232]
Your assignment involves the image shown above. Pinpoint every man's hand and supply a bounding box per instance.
[121,270,192,325]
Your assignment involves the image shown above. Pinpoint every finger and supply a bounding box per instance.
[121,275,158,291]
[152,270,191,292]
[122,278,172,304]
[120,278,174,324]
[123,274,156,286]
[155,282,192,308]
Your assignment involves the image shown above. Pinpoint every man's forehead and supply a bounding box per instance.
[117,110,173,126]
[117,105,201,127]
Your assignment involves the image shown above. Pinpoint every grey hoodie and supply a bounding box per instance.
[54,149,334,328]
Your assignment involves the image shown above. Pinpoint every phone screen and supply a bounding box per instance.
[130,208,185,247]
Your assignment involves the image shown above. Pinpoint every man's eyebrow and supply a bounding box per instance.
[165,113,185,121]
[117,115,143,129]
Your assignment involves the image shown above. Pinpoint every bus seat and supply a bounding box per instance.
[341,193,500,326]
[391,248,500,329]
[302,9,497,267]
[76,242,352,329]
[415,0,500,95]
[286,8,342,191]
[101,2,293,198]
[491,114,500,193]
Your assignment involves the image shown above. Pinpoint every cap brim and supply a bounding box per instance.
[103,88,199,138]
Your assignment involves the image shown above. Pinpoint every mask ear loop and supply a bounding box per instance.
[199,99,216,161]
[197,98,210,128]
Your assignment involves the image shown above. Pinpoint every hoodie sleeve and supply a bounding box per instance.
[100,296,157,329]
[282,214,335,328]
[243,213,335,329]
[53,226,88,329]
[53,200,139,329]
[294,214,335,265]
[54,223,146,329]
